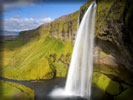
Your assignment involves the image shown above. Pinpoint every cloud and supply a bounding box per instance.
[3,17,53,32]
[12,14,20,18]
[0,0,43,11]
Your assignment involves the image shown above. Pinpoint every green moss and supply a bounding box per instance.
[121,83,129,90]
[95,0,127,44]
[96,0,115,36]
[92,72,120,95]
[93,64,133,97]
[54,61,68,77]
[0,81,21,99]
[94,64,119,76]
[2,40,23,51]
[17,28,40,43]
[3,40,23,47]
[38,23,50,36]
[100,51,109,56]
[0,80,34,100]
[114,87,133,100]
[125,0,133,25]
[48,10,79,40]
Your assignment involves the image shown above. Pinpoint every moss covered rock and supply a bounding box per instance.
[92,72,121,95]
[95,0,133,71]
[92,64,133,99]
[114,87,133,100]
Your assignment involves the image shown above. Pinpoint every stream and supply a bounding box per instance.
[0,77,109,100]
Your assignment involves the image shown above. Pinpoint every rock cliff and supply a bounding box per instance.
[18,11,79,44]
[79,0,133,73]
[79,0,133,99]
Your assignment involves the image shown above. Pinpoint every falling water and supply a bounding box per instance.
[50,1,97,99]
[65,1,97,98]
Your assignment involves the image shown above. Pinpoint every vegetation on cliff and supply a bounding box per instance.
[80,0,133,99]
[0,0,133,99]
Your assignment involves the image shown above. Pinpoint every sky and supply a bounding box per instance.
[3,0,88,32]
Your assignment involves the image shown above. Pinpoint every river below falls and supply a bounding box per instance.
[0,77,111,100]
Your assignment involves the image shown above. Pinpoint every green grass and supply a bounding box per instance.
[3,40,22,47]
[1,40,23,51]
[0,80,34,100]
[2,34,73,80]
[0,40,23,70]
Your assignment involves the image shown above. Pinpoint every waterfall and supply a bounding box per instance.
[50,1,97,99]
[65,1,97,98]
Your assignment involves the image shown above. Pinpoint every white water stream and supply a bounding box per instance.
[50,1,97,99]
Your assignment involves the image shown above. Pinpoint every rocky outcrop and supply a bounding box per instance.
[79,0,133,99]
[18,11,79,44]
[96,0,133,72]
[79,0,133,73]
[49,11,79,43]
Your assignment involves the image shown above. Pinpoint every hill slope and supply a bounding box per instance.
[2,34,73,80]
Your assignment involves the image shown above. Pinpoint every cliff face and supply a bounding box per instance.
[79,0,133,72]
[18,11,79,44]
[79,0,133,99]
[96,0,133,72]
[49,11,79,43]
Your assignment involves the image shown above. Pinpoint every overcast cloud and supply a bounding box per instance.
[3,17,53,32]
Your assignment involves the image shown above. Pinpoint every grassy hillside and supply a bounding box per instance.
[0,40,23,70]
[1,34,73,80]
[0,80,34,100]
